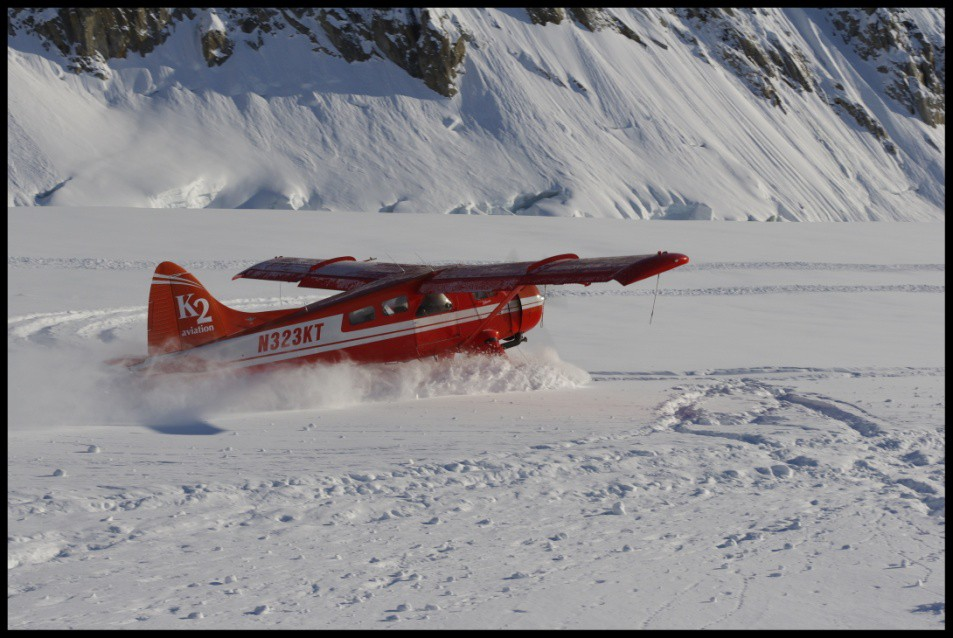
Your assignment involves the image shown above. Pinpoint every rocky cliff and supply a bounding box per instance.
[9,8,470,96]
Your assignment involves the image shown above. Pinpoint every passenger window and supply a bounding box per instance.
[382,295,409,316]
[416,293,454,317]
[472,290,496,300]
[348,305,376,326]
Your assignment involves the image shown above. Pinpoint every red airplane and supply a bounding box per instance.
[126,252,689,373]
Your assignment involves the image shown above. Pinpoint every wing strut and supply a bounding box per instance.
[456,254,586,350]
[458,254,582,350]
[457,286,525,351]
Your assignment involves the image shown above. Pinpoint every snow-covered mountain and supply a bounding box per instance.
[7,8,945,220]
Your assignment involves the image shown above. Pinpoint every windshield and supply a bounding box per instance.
[382,295,409,316]
[416,293,454,317]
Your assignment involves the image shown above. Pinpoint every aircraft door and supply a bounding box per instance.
[504,295,522,334]
[414,293,461,357]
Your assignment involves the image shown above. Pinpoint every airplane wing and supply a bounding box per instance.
[233,256,430,291]
[234,252,689,293]
[418,252,690,292]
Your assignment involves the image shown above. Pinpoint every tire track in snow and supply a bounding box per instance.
[548,284,943,297]
[697,570,752,630]
[644,377,943,623]
[8,257,259,271]
[649,378,944,516]
[779,393,884,437]
[682,262,944,272]
[590,366,945,382]
[640,575,705,629]
[7,297,321,345]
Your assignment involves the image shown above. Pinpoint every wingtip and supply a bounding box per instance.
[656,251,689,266]
[654,251,690,267]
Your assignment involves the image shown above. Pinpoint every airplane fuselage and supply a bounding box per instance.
[130,252,689,374]
[135,278,543,373]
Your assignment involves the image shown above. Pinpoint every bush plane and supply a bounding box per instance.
[125,252,689,373]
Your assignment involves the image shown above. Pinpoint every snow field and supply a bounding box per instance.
[7,208,945,628]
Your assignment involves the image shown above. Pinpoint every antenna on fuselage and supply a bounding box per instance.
[414,252,435,272]
[384,252,405,273]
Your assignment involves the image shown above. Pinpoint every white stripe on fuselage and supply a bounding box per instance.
[136,295,544,370]
[151,274,203,289]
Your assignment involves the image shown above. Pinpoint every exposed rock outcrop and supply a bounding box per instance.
[8,8,189,78]
[828,8,944,127]
[9,8,469,97]
[525,8,566,27]
[673,9,816,109]
[664,8,941,152]
[199,10,233,66]
[566,8,645,46]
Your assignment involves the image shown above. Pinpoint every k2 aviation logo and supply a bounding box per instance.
[176,294,215,336]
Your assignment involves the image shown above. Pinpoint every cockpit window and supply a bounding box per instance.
[348,305,376,326]
[416,293,454,317]
[472,290,497,300]
[382,295,409,316]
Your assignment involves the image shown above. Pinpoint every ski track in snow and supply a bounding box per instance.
[590,367,946,382]
[548,284,944,296]
[8,298,313,345]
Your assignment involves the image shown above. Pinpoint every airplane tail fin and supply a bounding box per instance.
[147,262,292,356]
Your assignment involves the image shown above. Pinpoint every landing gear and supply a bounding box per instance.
[461,331,526,357]
[501,332,527,350]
